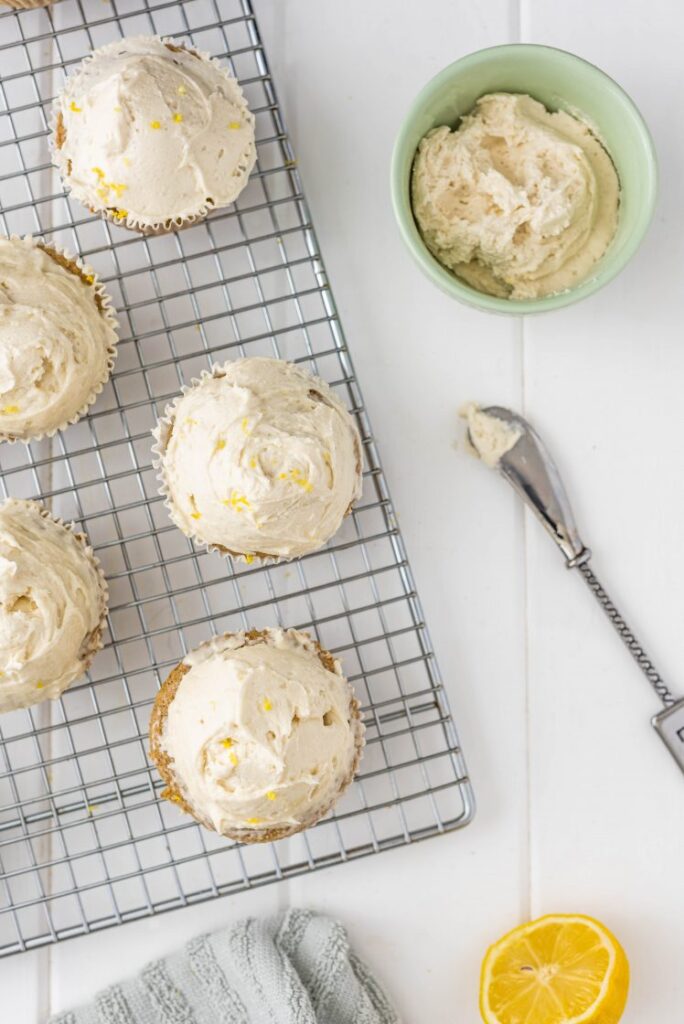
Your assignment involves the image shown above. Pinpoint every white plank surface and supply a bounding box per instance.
[3,0,684,1019]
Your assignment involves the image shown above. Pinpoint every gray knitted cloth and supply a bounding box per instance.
[49,909,399,1024]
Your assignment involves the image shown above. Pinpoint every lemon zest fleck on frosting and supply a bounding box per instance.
[92,171,128,204]
[246,817,263,825]
[69,101,82,113]
[177,85,187,96]
[84,274,95,285]
[244,554,254,564]
[266,791,276,801]
[220,737,233,748]
[36,681,44,690]
[2,405,19,415]
[241,417,249,434]
[262,697,272,712]
[150,120,161,130]
[279,468,313,492]
[228,121,242,130]
[188,494,202,520]
[213,438,226,452]
[173,113,184,123]
[113,209,128,220]
[225,490,250,513]
[230,752,239,766]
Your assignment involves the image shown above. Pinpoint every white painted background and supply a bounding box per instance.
[6,0,684,1019]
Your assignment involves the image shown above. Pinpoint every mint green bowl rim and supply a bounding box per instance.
[390,43,659,315]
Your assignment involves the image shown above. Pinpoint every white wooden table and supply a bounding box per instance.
[6,0,684,1019]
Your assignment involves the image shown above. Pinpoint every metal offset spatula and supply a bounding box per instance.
[467,406,684,775]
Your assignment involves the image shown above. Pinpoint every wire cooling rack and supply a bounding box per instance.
[0,0,473,957]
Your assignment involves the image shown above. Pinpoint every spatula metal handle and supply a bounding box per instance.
[572,559,684,774]
[476,405,684,776]
[574,560,676,709]
[491,408,676,710]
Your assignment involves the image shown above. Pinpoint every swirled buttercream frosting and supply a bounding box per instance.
[0,499,107,712]
[53,36,256,231]
[153,358,363,560]
[0,236,117,442]
[412,92,620,299]
[149,628,364,839]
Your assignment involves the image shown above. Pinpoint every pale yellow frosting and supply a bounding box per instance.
[0,500,107,712]
[161,629,362,834]
[53,36,256,230]
[154,358,363,560]
[461,402,522,468]
[0,237,117,441]
[412,93,620,299]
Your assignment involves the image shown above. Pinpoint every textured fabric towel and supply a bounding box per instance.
[49,908,399,1024]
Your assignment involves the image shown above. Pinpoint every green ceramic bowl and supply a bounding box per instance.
[390,44,658,314]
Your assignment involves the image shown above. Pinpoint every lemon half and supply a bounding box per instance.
[480,914,629,1024]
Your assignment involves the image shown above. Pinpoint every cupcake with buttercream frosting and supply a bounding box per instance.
[152,357,363,562]
[0,236,118,443]
[0,499,108,713]
[52,36,256,234]
[149,628,364,842]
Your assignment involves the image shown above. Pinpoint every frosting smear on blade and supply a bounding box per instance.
[154,358,362,560]
[461,402,522,468]
[0,500,106,712]
[53,36,256,230]
[412,93,620,299]
[161,629,361,834]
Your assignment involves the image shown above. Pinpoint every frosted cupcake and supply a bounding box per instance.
[52,36,256,234]
[149,629,365,842]
[153,358,363,561]
[0,236,118,443]
[0,499,108,713]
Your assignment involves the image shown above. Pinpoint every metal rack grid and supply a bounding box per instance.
[0,0,473,957]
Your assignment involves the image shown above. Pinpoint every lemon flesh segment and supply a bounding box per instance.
[480,914,630,1024]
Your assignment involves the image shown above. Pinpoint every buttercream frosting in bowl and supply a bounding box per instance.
[52,36,256,232]
[153,357,363,561]
[411,92,620,299]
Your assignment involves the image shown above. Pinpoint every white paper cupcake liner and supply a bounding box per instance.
[0,235,119,445]
[0,499,109,712]
[50,36,256,236]
[151,361,363,566]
